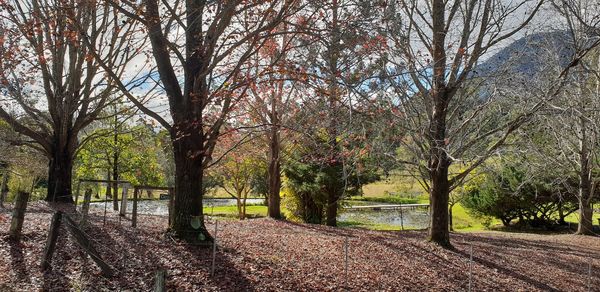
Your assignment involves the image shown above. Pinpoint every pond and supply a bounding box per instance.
[338,205,430,229]
[90,198,266,215]
[90,198,429,229]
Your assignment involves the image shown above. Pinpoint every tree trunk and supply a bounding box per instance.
[170,136,211,242]
[577,198,594,235]
[236,197,243,220]
[112,150,119,211]
[557,201,566,225]
[429,165,451,246]
[302,193,322,224]
[267,122,282,219]
[427,93,451,246]
[46,151,74,203]
[426,0,452,247]
[0,172,9,208]
[325,0,341,228]
[576,113,594,236]
[105,169,112,199]
[242,194,247,220]
[326,188,338,226]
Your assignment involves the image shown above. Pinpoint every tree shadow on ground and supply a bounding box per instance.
[453,246,562,291]
[282,220,361,238]
[7,238,30,283]
[455,233,600,260]
[451,234,599,291]
[41,226,74,290]
[66,212,256,291]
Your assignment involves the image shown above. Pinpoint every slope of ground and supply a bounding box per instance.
[0,202,598,291]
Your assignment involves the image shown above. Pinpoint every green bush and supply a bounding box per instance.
[462,163,578,229]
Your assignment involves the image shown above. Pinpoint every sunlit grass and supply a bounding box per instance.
[564,203,600,225]
[204,205,268,218]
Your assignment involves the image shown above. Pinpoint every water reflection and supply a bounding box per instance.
[90,198,266,215]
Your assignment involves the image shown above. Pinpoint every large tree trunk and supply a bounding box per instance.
[301,193,322,224]
[576,166,594,235]
[427,91,451,246]
[326,191,338,227]
[267,122,282,219]
[170,133,211,242]
[576,112,594,235]
[429,165,451,246]
[577,200,594,235]
[46,149,74,203]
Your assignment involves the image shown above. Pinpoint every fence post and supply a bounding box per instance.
[9,191,30,241]
[80,188,93,227]
[41,211,62,270]
[211,220,218,276]
[344,236,349,290]
[119,184,129,216]
[168,188,174,226]
[74,180,81,206]
[399,205,404,231]
[154,270,166,292]
[132,187,139,228]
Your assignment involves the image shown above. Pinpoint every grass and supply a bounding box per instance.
[204,205,268,219]
[346,196,421,205]
[450,203,502,231]
[564,203,600,225]
[361,173,426,199]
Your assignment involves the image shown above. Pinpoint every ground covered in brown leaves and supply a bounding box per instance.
[0,202,598,291]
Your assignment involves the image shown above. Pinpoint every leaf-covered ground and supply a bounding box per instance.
[0,202,599,291]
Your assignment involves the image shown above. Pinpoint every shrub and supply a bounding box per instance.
[462,163,578,229]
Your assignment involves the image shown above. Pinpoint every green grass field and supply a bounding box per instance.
[204,205,268,219]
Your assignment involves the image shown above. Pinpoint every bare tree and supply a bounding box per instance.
[525,0,600,235]
[85,0,300,241]
[0,0,144,202]
[247,33,298,219]
[379,0,600,246]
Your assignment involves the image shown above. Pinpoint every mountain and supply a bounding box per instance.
[473,30,576,80]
